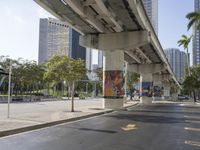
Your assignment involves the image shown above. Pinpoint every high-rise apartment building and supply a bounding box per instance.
[193,0,200,65]
[142,0,158,35]
[86,48,93,71]
[164,48,188,82]
[69,28,86,60]
[98,50,103,68]
[38,18,69,64]
[38,18,86,64]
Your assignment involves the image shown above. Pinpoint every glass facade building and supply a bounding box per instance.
[38,18,69,64]
[165,48,188,82]
[193,0,200,65]
[38,18,86,64]
[69,28,86,60]
[142,0,158,35]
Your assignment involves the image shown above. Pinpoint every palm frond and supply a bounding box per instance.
[177,35,193,50]
[186,11,200,30]
[186,12,198,19]
[187,19,196,30]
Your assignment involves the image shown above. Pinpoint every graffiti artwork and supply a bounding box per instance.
[104,70,124,98]
[153,86,163,97]
[140,82,153,97]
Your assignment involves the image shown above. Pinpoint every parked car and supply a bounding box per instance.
[178,95,189,100]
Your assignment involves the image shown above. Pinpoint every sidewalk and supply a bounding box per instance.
[0,98,138,137]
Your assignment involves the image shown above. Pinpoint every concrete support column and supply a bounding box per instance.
[171,85,178,101]
[140,73,153,104]
[153,74,164,101]
[103,51,124,109]
[128,64,165,104]
[163,82,171,100]
[124,62,128,99]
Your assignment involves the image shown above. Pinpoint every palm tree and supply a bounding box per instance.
[178,35,192,76]
[186,11,200,30]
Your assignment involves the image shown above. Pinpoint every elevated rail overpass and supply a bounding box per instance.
[35,0,181,108]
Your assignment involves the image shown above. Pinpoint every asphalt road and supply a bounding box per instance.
[0,103,200,150]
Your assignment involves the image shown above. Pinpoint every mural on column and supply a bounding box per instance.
[140,82,153,97]
[104,70,124,98]
[153,86,163,97]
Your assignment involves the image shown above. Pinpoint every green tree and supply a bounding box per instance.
[191,65,200,101]
[0,56,45,96]
[178,35,192,76]
[127,72,140,91]
[94,67,103,96]
[186,11,200,30]
[183,76,196,95]
[45,55,86,112]
[182,65,200,102]
[68,59,86,111]
[94,67,103,81]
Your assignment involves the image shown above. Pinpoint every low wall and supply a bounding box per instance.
[0,96,45,103]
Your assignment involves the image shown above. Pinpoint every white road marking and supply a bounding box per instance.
[185,140,200,147]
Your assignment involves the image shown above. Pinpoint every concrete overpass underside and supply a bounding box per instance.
[35,0,181,108]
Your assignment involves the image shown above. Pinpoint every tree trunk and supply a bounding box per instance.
[193,90,196,102]
[71,81,75,112]
[186,48,191,76]
[67,82,70,100]
[47,83,50,96]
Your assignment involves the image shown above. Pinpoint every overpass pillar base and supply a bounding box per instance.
[103,98,124,109]
[163,84,171,100]
[140,96,153,105]
[139,73,153,104]
[103,51,125,109]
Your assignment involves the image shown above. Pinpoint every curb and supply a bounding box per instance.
[0,102,139,138]
[0,109,114,138]
[121,102,140,110]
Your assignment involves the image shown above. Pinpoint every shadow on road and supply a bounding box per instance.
[129,109,200,116]
[107,113,185,124]
[79,127,117,134]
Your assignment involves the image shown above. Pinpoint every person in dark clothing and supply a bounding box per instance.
[130,88,135,100]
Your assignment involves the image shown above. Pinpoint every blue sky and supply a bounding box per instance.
[158,0,193,56]
[0,0,193,63]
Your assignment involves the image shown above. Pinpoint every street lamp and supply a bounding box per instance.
[7,60,12,118]
[86,83,88,94]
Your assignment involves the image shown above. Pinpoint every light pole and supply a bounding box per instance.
[124,62,128,98]
[197,76,200,100]
[7,60,12,118]
[86,83,88,95]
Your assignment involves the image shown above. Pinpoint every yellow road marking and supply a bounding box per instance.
[185,140,200,147]
[184,127,200,132]
[121,124,137,131]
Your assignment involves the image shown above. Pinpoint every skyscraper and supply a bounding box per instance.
[193,0,200,65]
[142,0,158,35]
[164,48,188,82]
[38,18,69,64]
[38,18,86,64]
[98,50,103,68]
[69,28,86,60]
[86,48,93,71]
